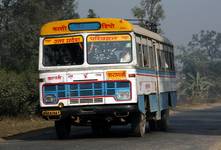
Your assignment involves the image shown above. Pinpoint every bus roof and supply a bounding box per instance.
[133,25,173,46]
[40,18,172,46]
[40,18,133,36]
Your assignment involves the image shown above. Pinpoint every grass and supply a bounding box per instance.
[0,116,53,138]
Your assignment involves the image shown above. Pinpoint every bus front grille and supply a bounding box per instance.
[43,81,130,104]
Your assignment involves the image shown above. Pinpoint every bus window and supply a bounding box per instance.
[170,52,175,71]
[137,43,144,67]
[43,36,84,66]
[143,45,150,68]
[149,46,156,69]
[87,34,132,64]
[165,51,171,70]
[158,50,168,71]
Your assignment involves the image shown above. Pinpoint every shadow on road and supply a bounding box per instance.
[3,105,221,141]
[168,105,221,136]
[3,126,133,141]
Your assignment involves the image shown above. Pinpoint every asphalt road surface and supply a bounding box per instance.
[1,105,221,150]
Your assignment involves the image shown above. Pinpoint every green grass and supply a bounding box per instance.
[0,116,53,138]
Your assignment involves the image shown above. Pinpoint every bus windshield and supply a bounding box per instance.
[87,34,132,64]
[43,36,84,66]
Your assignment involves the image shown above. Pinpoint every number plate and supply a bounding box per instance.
[42,110,61,116]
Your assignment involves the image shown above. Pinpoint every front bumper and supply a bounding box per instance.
[41,104,138,119]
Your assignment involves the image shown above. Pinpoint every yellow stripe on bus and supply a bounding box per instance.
[43,36,83,45]
[87,35,131,42]
[40,18,133,36]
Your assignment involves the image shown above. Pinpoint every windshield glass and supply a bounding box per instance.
[43,36,83,66]
[87,34,132,64]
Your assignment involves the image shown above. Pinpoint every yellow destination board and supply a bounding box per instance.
[87,34,131,42]
[106,71,127,80]
[43,36,83,45]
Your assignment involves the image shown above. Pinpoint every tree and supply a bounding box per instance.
[181,72,213,102]
[87,9,97,18]
[188,30,221,61]
[132,0,165,31]
[177,30,221,103]
[61,0,79,19]
[0,0,80,71]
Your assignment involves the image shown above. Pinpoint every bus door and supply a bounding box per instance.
[152,40,162,119]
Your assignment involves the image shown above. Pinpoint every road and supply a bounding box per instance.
[1,105,221,150]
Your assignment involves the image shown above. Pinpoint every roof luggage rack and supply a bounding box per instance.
[125,19,159,33]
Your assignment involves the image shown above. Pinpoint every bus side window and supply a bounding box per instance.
[171,52,175,71]
[158,50,167,71]
[165,51,171,71]
[143,45,150,68]
[157,50,162,70]
[149,46,156,69]
[137,43,144,67]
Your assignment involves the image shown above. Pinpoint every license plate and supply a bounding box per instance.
[42,110,61,116]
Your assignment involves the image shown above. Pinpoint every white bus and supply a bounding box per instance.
[39,18,176,139]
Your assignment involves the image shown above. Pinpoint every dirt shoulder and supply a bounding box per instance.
[0,117,53,140]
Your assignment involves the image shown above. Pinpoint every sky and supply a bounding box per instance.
[78,0,221,46]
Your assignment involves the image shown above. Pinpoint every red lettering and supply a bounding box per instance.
[101,23,115,29]
[66,37,80,43]
[48,75,62,81]
[52,25,67,31]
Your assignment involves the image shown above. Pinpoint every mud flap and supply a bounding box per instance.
[138,95,145,114]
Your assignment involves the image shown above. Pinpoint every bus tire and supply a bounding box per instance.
[55,119,71,139]
[158,109,169,131]
[131,113,146,137]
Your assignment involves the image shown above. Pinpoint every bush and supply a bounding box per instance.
[0,69,39,116]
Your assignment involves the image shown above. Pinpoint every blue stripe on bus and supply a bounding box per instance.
[136,69,176,77]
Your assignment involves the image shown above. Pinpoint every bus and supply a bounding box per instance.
[39,18,176,139]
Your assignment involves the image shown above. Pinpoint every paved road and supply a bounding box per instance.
[1,105,221,150]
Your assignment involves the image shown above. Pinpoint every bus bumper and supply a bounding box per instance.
[41,104,138,120]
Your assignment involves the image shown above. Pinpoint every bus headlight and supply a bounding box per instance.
[116,89,130,100]
[44,95,58,104]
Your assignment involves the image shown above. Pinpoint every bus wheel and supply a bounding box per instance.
[131,113,146,137]
[55,119,71,139]
[158,109,169,131]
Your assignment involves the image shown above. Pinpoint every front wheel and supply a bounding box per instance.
[55,119,71,139]
[131,113,146,137]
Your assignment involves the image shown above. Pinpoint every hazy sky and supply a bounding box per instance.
[78,0,221,46]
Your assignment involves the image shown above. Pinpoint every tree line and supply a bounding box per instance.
[0,0,220,116]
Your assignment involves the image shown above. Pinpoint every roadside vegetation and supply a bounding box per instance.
[0,117,53,138]
[176,30,221,104]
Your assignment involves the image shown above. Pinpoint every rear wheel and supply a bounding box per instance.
[55,119,71,139]
[131,112,146,137]
[158,109,169,131]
